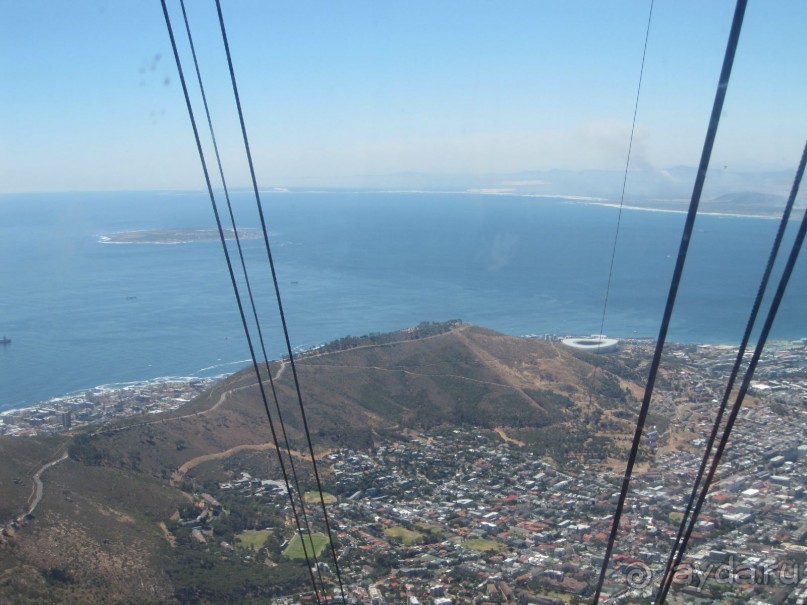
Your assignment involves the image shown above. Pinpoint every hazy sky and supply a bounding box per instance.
[1,1,806,192]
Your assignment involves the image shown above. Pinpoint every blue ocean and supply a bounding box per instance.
[1,190,805,410]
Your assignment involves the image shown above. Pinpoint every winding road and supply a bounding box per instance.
[26,452,68,517]
[8,328,468,531]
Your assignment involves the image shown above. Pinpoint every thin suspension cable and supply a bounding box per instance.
[597,0,654,346]
[213,2,347,601]
[160,3,323,602]
[591,1,747,601]
[655,138,807,604]
[176,0,327,593]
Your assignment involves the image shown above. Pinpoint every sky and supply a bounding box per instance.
[1,0,806,193]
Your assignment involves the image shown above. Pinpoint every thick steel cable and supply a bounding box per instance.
[597,0,654,347]
[655,138,807,604]
[591,0,747,601]
[177,0,327,593]
[160,2,323,601]
[213,1,347,600]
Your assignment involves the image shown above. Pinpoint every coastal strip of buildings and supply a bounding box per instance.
[0,377,215,436]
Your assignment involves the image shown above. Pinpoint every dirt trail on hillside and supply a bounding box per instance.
[171,441,314,483]
[27,453,68,514]
[452,330,543,412]
[493,427,525,446]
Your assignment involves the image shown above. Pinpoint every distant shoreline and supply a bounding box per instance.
[574,199,782,219]
[98,227,261,245]
[340,188,793,219]
[465,190,795,219]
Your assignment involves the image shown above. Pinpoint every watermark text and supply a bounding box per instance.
[623,557,804,592]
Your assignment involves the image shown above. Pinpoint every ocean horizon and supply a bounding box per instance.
[2,189,806,410]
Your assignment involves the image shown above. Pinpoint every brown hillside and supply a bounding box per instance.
[0,323,652,604]
[70,324,644,480]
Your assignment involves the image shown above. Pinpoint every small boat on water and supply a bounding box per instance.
[1,336,11,345]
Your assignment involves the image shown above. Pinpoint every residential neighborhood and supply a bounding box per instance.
[170,339,807,604]
[3,337,807,603]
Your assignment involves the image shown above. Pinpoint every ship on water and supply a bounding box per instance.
[1,336,11,345]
